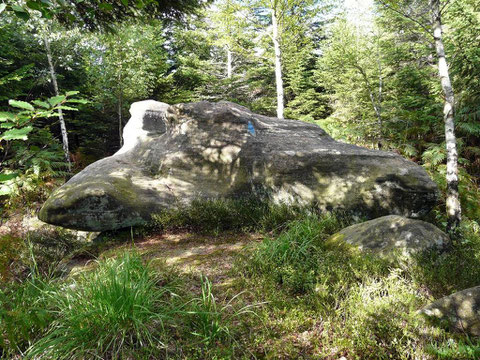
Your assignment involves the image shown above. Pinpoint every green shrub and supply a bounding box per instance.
[410,220,480,297]
[426,339,480,359]
[0,234,25,282]
[245,213,381,295]
[0,231,85,283]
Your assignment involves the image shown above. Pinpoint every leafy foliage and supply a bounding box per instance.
[0,93,85,212]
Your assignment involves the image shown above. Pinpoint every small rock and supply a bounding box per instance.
[328,215,448,258]
[421,286,480,336]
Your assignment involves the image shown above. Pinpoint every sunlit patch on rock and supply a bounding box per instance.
[39,100,438,231]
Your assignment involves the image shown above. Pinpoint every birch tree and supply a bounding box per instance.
[247,0,322,119]
[43,25,71,170]
[379,0,461,232]
[211,0,253,79]
[271,1,285,119]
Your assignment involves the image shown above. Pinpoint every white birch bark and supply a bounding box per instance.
[227,47,233,78]
[271,3,284,119]
[431,0,461,232]
[44,33,71,170]
[118,91,123,148]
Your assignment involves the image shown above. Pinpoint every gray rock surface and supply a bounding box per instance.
[39,100,438,231]
[421,286,480,336]
[328,215,448,257]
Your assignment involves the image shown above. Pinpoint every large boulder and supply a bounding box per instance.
[327,215,448,258]
[39,100,438,231]
[421,286,480,336]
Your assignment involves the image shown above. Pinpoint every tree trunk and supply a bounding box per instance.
[376,47,384,148]
[44,33,71,171]
[118,75,123,148]
[227,47,233,78]
[431,0,461,233]
[118,93,123,148]
[357,64,383,148]
[271,5,284,119]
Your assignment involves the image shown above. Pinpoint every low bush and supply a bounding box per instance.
[329,269,433,359]
[409,219,480,297]
[245,213,388,296]
[240,213,480,359]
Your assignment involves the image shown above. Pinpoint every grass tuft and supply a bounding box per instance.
[26,251,176,359]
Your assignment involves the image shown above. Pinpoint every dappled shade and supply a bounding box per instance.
[421,285,480,336]
[39,100,438,231]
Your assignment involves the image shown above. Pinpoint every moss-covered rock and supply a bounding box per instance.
[327,215,448,258]
[40,101,438,231]
[421,286,480,336]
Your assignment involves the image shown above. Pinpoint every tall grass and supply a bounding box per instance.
[1,249,254,359]
[187,276,256,346]
[0,275,54,358]
[150,197,320,234]
[26,252,177,359]
[244,213,385,296]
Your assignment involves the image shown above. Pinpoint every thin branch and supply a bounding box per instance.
[440,0,453,15]
[377,0,434,39]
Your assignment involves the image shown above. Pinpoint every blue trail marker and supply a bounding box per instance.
[247,121,256,136]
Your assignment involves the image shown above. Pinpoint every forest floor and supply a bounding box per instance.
[3,206,480,359]
[70,231,262,288]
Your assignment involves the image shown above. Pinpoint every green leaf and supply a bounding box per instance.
[0,112,16,121]
[0,3,6,14]
[32,100,50,109]
[9,100,34,111]
[66,99,88,104]
[41,7,53,19]
[0,123,15,129]
[48,95,66,106]
[99,3,114,11]
[11,4,27,12]
[13,7,30,20]
[0,187,14,196]
[26,1,43,10]
[121,0,128,5]
[1,126,33,141]
[66,12,76,21]
[0,173,18,182]
[65,90,79,96]
[56,106,78,111]
[16,115,31,125]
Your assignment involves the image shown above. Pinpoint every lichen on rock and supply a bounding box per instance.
[327,215,448,259]
[39,100,439,231]
[421,286,480,336]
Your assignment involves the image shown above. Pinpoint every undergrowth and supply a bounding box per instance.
[149,197,331,235]
[235,214,480,359]
[0,251,254,359]
[2,199,480,359]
